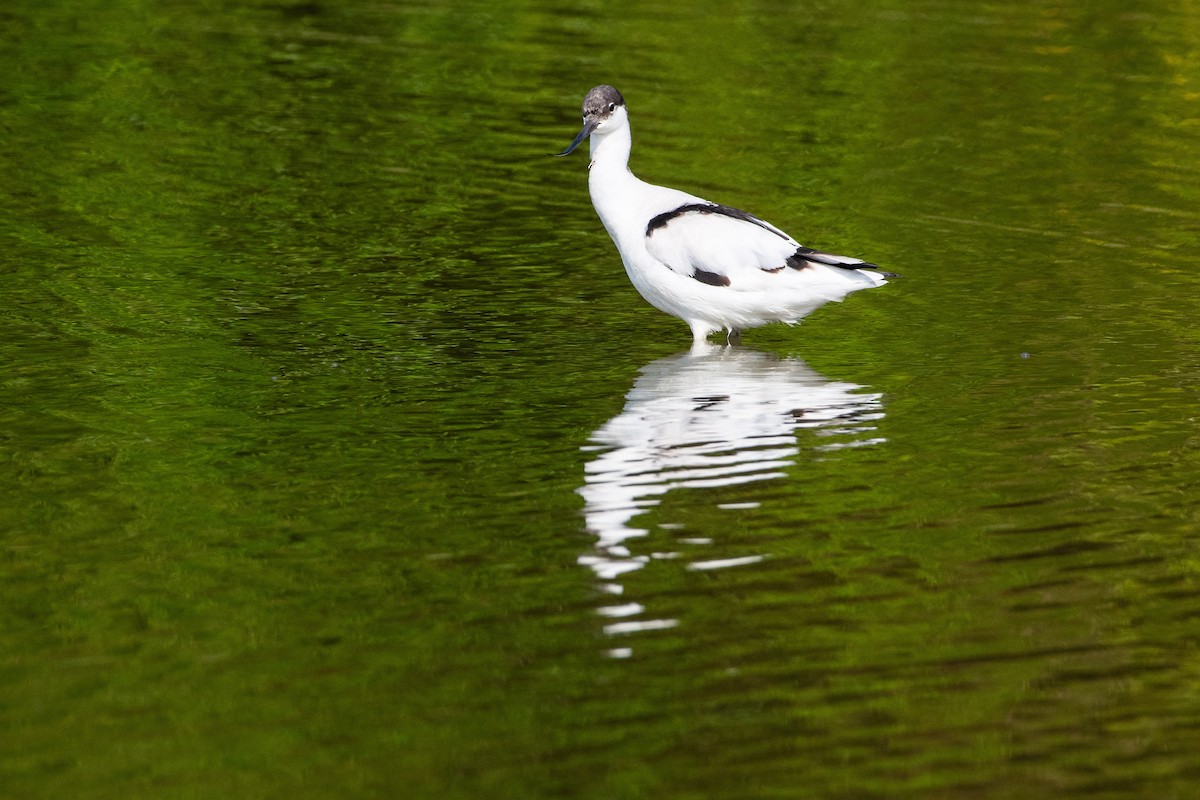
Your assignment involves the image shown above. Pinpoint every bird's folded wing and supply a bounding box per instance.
[644,205,804,289]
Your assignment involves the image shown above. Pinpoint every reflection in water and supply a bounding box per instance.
[578,344,886,652]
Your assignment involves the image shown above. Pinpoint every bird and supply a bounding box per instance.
[555,85,894,344]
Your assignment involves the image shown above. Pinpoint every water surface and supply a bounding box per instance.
[3,1,1199,798]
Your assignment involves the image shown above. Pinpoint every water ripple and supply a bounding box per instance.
[577,344,886,651]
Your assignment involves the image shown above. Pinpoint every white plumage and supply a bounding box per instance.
[557,85,893,343]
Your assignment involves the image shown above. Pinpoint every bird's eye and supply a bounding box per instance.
[608,102,616,112]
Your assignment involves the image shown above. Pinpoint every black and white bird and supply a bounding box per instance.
[557,85,894,343]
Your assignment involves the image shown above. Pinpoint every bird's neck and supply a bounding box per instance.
[587,123,645,252]
[588,124,632,175]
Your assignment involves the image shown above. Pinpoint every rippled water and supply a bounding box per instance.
[580,346,886,649]
[3,0,1200,798]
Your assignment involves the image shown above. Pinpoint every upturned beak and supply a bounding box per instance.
[554,117,598,156]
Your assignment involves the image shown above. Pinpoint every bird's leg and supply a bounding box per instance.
[725,328,742,345]
[689,321,715,343]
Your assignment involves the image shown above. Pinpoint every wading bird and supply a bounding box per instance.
[556,85,893,343]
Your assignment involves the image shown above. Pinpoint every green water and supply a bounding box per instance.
[3,0,1199,797]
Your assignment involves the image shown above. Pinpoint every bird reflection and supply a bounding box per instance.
[578,343,886,653]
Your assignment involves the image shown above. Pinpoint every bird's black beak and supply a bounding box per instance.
[554,117,598,157]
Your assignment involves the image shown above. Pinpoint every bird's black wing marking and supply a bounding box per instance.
[692,268,730,287]
[645,203,790,241]
[787,248,898,277]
